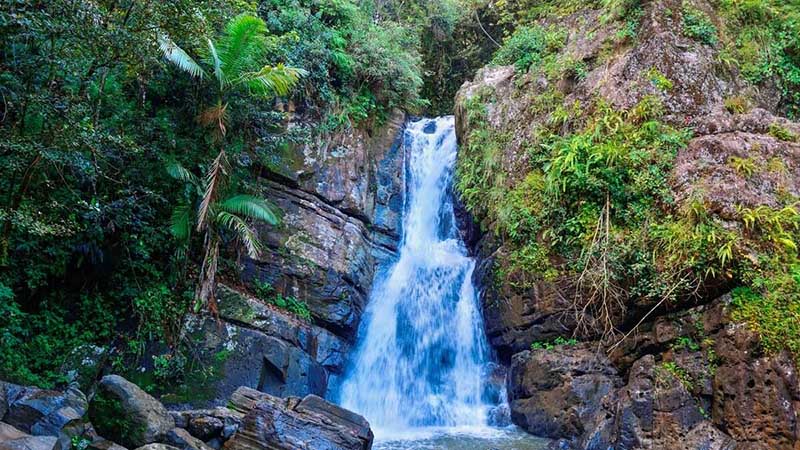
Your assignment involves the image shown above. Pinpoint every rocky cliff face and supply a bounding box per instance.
[179,112,408,407]
[245,111,408,340]
[455,0,800,448]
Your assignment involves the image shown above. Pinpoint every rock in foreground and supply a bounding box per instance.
[90,375,175,448]
[224,387,373,450]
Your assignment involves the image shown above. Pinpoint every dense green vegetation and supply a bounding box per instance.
[0,0,499,389]
[457,0,800,356]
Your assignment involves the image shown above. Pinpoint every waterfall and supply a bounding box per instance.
[339,116,492,438]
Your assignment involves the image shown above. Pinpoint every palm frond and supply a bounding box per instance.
[219,195,280,225]
[206,38,226,90]
[218,14,267,80]
[158,35,206,79]
[165,159,200,187]
[242,64,307,98]
[170,204,193,241]
[215,211,261,257]
[197,150,228,232]
[197,102,229,138]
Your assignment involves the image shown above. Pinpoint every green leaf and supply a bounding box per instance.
[242,64,307,98]
[218,195,280,226]
[206,39,227,90]
[165,159,200,187]
[214,211,260,257]
[217,14,268,80]
[158,35,206,79]
[170,204,192,242]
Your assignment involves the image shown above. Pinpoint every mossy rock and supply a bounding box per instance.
[89,375,174,447]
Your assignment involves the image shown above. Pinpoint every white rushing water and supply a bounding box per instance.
[339,116,493,440]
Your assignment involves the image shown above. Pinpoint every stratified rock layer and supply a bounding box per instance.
[224,387,373,450]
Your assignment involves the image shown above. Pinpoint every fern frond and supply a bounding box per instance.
[158,35,206,79]
[170,204,193,242]
[219,195,280,225]
[165,159,200,187]
[215,211,261,257]
[198,102,229,138]
[206,38,226,90]
[242,64,307,97]
[218,14,267,80]
[197,150,228,232]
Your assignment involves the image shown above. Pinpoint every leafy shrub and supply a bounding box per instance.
[261,0,424,127]
[724,96,750,114]
[531,336,578,350]
[672,336,700,352]
[657,361,694,390]
[682,4,718,45]
[254,280,312,320]
[768,123,798,142]
[728,156,758,177]
[493,26,566,71]
[647,68,674,92]
[718,0,800,116]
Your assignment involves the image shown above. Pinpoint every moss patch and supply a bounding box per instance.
[89,390,145,448]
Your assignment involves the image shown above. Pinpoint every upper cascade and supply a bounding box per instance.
[339,117,493,437]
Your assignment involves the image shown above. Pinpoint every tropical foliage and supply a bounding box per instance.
[0,0,468,388]
[159,13,303,312]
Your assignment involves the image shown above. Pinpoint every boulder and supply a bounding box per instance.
[170,408,242,441]
[0,423,28,441]
[223,387,373,450]
[133,445,179,450]
[244,111,407,341]
[712,329,800,448]
[0,435,59,450]
[180,314,328,406]
[163,428,213,450]
[507,346,621,448]
[90,376,174,448]
[1,383,87,438]
[612,355,736,450]
[88,439,128,450]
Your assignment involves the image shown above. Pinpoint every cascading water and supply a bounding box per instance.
[339,116,490,436]
[338,117,549,450]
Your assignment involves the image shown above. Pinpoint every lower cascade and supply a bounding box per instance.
[339,116,493,437]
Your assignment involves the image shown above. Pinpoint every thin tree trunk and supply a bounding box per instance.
[195,231,219,316]
[0,153,42,264]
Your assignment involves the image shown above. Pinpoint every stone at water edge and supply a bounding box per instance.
[91,375,175,448]
[224,386,373,450]
[613,355,737,450]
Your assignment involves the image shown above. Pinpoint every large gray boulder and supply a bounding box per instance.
[224,387,372,450]
[1,382,87,439]
[90,376,174,448]
[244,111,407,341]
[170,408,242,443]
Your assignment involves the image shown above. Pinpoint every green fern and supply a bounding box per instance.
[218,195,280,226]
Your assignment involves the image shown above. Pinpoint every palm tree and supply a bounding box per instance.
[160,14,305,312]
[166,160,279,313]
